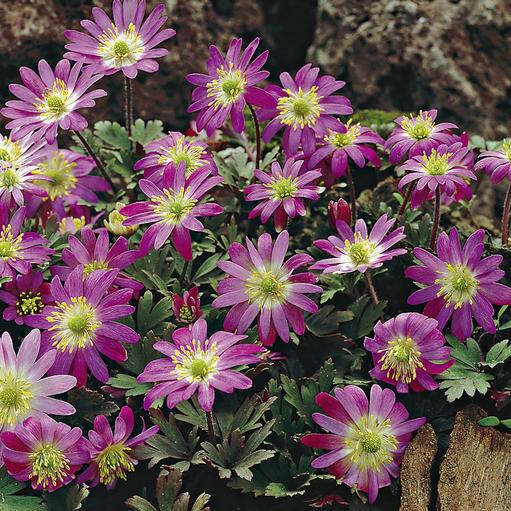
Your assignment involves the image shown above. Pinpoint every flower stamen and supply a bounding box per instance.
[277,86,323,129]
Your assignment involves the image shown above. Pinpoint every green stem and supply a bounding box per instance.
[124,76,133,138]
[364,270,379,305]
[346,167,357,226]
[501,182,511,245]
[247,103,261,169]
[179,260,190,288]
[429,187,441,250]
[206,411,216,443]
[398,182,415,216]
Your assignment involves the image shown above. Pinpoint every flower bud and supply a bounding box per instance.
[328,198,350,229]
[104,202,139,237]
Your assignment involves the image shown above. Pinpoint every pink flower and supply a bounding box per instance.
[172,286,202,324]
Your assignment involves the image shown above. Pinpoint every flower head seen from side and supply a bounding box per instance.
[328,198,351,230]
[0,131,48,207]
[104,202,139,237]
[0,206,54,279]
[406,228,511,341]
[244,157,324,231]
[31,266,140,386]
[301,384,426,503]
[212,230,322,345]
[475,138,511,185]
[259,63,352,156]
[0,329,76,433]
[172,286,202,324]
[139,318,263,411]
[0,270,52,325]
[1,416,89,492]
[311,214,406,275]
[120,165,224,260]
[134,132,217,184]
[78,406,158,488]
[65,0,175,78]
[384,110,458,164]
[364,313,453,392]
[187,37,276,135]
[2,59,107,144]
[398,143,475,209]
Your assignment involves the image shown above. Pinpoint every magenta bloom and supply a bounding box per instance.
[121,166,223,260]
[50,227,142,293]
[212,230,322,345]
[187,37,276,135]
[29,267,139,386]
[0,270,52,325]
[259,64,352,156]
[78,406,158,488]
[364,313,453,393]
[475,138,511,185]
[301,384,426,503]
[0,206,54,279]
[308,121,384,186]
[0,329,76,433]
[244,157,324,231]
[139,318,263,411]
[311,215,406,274]
[172,286,202,324]
[2,59,107,144]
[398,143,475,208]
[64,0,175,78]
[2,416,89,492]
[384,110,458,164]
[406,228,511,340]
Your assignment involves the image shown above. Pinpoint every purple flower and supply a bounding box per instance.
[0,329,76,433]
[187,37,276,135]
[384,110,458,164]
[406,228,511,340]
[308,121,384,186]
[244,157,324,231]
[1,59,107,144]
[64,0,175,78]
[0,270,52,325]
[327,198,351,230]
[0,131,48,207]
[212,230,322,345]
[134,131,217,184]
[301,384,426,503]
[258,64,352,156]
[138,318,263,411]
[475,138,511,185]
[78,406,158,487]
[398,143,475,208]
[120,166,223,261]
[1,416,89,492]
[172,286,202,324]
[311,215,406,274]
[0,206,54,280]
[29,266,139,386]
[364,313,453,393]
[50,227,142,293]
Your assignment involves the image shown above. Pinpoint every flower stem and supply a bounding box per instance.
[364,270,379,305]
[429,187,441,250]
[124,76,133,138]
[179,260,189,288]
[346,167,357,226]
[206,411,216,443]
[247,103,261,169]
[398,182,415,216]
[73,130,116,192]
[501,182,511,245]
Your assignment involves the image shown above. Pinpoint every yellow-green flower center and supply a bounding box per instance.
[401,112,435,141]
[207,63,247,108]
[277,86,323,129]
[152,188,197,225]
[98,23,144,68]
[172,339,219,383]
[246,269,288,308]
[0,372,33,427]
[436,263,479,309]
[34,152,77,200]
[501,139,511,161]
[359,431,382,453]
[268,176,299,200]
[16,291,44,316]
[35,79,72,121]
[157,137,208,177]
[0,169,20,189]
[344,233,375,267]
[178,305,194,322]
[0,138,22,165]
[378,336,424,384]
[97,443,134,486]
[422,150,451,176]
[325,122,361,148]
[29,444,70,489]
[0,225,22,261]
[83,260,109,278]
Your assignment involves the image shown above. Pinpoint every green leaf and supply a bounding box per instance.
[193,254,222,282]
[67,387,119,423]
[343,296,387,339]
[94,121,131,150]
[125,496,158,511]
[478,416,500,427]
[0,468,43,511]
[107,374,152,396]
[45,483,89,511]
[446,336,482,369]
[307,305,353,337]
[136,291,172,335]
[500,419,511,429]
[483,339,511,368]
[132,119,164,146]
[438,366,493,402]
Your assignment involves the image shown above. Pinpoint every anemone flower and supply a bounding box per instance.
[258,64,352,156]
[212,230,322,345]
[364,313,453,392]
[172,286,202,324]
[1,59,107,144]
[476,138,511,185]
[120,165,223,260]
[187,37,276,135]
[64,0,175,78]
[78,406,158,487]
[406,228,511,340]
[1,415,89,491]
[244,157,324,231]
[0,329,76,433]
[301,384,426,503]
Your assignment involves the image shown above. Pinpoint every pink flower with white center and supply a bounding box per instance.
[212,230,322,345]
[301,384,426,504]
[244,157,324,231]
[64,0,175,78]
[475,138,511,185]
[258,64,352,156]
[1,59,107,144]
